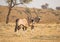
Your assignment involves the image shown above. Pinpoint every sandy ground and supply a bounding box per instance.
[0,23,60,42]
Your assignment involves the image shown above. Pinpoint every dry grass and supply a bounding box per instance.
[0,23,60,42]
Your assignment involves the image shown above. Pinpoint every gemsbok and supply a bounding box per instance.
[15,18,34,32]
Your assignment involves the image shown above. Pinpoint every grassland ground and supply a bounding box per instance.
[0,22,60,42]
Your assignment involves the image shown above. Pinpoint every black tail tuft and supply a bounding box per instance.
[14,19,19,32]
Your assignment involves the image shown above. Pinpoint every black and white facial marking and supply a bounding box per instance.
[34,16,40,23]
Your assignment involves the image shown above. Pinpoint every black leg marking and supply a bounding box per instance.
[31,25,34,30]
[18,26,21,30]
[15,19,19,32]
[22,27,25,31]
[22,26,27,31]
[24,26,27,30]
[15,27,17,32]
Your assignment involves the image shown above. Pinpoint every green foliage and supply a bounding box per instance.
[6,0,32,5]
[23,0,32,3]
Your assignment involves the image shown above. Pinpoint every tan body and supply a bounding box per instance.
[15,18,34,32]
[18,19,28,27]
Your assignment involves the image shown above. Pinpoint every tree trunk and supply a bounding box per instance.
[6,7,11,24]
[6,0,13,24]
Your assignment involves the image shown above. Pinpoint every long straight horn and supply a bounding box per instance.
[33,8,38,17]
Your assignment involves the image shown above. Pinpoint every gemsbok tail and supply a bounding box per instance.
[15,19,19,32]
